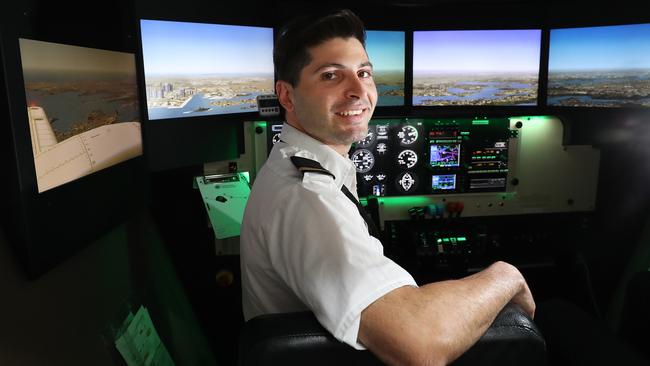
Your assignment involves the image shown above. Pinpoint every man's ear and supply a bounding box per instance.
[275,80,295,112]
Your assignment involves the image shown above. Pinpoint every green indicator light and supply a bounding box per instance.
[437,238,442,243]
[377,196,433,207]
[256,121,267,128]
[360,198,368,206]
[458,237,467,241]
[472,120,490,125]
[442,238,450,242]
[460,131,470,135]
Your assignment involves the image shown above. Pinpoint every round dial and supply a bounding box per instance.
[356,126,376,148]
[376,142,387,155]
[272,133,282,144]
[351,149,375,173]
[397,149,418,169]
[397,125,418,145]
[395,171,419,194]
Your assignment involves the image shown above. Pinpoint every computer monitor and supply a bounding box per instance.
[19,38,142,193]
[413,29,541,106]
[548,23,650,108]
[366,30,405,107]
[1,26,148,278]
[139,19,274,120]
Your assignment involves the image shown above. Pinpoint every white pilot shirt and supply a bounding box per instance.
[240,123,417,349]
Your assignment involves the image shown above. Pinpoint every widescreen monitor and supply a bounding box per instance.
[413,29,541,106]
[365,30,405,107]
[19,38,142,193]
[139,19,274,120]
[548,23,650,108]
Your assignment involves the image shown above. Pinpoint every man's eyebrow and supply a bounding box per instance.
[313,61,374,74]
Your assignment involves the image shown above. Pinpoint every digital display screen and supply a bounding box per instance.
[366,30,405,107]
[19,38,142,193]
[140,19,274,120]
[430,143,461,167]
[432,174,456,190]
[548,23,650,107]
[413,29,541,106]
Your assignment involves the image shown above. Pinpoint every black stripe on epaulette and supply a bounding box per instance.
[290,156,336,179]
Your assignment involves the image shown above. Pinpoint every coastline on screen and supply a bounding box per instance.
[19,38,142,193]
[548,23,650,108]
[366,30,405,107]
[139,19,274,120]
[413,29,541,106]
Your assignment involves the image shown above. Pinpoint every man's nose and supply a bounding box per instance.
[344,74,365,99]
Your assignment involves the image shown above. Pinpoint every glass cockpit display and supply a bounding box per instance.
[350,118,511,197]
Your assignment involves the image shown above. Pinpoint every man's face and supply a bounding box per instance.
[278,37,378,153]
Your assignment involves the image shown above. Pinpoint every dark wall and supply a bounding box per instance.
[0,212,215,365]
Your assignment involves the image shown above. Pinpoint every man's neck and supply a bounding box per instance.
[285,120,350,157]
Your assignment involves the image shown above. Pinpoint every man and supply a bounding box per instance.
[241,9,535,366]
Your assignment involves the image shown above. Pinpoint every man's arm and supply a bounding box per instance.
[358,261,535,366]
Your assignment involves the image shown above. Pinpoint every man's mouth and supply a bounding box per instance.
[335,108,366,117]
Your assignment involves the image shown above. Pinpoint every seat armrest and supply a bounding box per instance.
[239,303,546,366]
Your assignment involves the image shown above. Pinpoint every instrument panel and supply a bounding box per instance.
[350,118,511,197]
[266,117,511,197]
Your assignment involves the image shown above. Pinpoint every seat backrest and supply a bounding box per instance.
[239,304,546,366]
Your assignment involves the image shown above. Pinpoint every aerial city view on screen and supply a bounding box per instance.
[548,23,650,107]
[20,38,142,193]
[413,30,541,106]
[366,30,405,106]
[140,20,274,120]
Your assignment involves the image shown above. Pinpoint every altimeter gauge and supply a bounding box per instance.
[397,125,418,145]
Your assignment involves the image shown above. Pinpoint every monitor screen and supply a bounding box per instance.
[432,174,456,191]
[19,38,142,193]
[430,143,461,167]
[139,19,274,120]
[366,30,405,107]
[413,29,541,106]
[548,23,650,108]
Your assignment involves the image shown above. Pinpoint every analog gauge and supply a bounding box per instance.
[362,174,374,182]
[272,133,282,144]
[396,171,419,194]
[356,126,376,148]
[376,124,390,139]
[351,149,375,173]
[376,142,387,155]
[397,149,418,169]
[397,125,418,145]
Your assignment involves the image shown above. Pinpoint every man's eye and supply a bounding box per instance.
[358,70,372,78]
[321,72,337,80]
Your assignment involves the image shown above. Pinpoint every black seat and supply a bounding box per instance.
[239,303,546,366]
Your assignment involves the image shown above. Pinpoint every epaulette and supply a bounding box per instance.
[290,156,380,239]
[290,156,336,180]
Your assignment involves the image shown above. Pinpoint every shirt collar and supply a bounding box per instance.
[280,123,356,188]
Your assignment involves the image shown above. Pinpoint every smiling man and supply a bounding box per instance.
[240,9,535,366]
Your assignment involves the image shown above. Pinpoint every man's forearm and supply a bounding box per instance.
[359,261,535,366]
